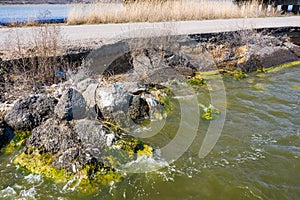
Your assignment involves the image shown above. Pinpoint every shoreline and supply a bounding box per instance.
[0,22,299,192]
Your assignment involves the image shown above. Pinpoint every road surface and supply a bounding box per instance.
[0,16,299,55]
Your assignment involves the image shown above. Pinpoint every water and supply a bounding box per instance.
[1,66,300,199]
[0,4,70,24]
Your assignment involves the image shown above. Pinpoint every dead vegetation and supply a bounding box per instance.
[67,0,280,25]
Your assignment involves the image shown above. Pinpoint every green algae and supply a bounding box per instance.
[149,87,175,115]
[103,137,153,169]
[14,151,122,194]
[263,60,300,73]
[13,134,153,194]
[195,70,247,81]
[232,70,247,80]
[186,77,205,86]
[201,105,221,120]
[1,131,31,154]
[14,152,71,183]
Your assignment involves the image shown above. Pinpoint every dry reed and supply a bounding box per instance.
[67,0,280,25]
[4,25,69,90]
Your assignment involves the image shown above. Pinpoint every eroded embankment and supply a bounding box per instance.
[0,27,299,193]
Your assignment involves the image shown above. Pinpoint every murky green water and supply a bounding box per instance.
[1,66,300,199]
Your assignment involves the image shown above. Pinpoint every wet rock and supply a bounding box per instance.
[4,94,58,131]
[24,118,117,171]
[0,119,14,149]
[54,88,86,121]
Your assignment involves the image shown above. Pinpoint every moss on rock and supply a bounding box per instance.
[2,131,31,154]
[13,133,153,194]
[263,60,300,73]
[102,136,153,169]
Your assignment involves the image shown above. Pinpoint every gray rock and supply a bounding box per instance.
[54,88,86,121]
[75,78,97,93]
[131,51,153,74]
[81,83,98,119]
[141,67,194,84]
[25,118,78,155]
[256,46,299,69]
[74,119,116,162]
[284,42,300,58]
[95,85,133,125]
[24,118,117,172]
[95,84,152,126]
[4,94,58,131]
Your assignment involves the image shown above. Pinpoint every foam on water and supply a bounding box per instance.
[24,174,42,185]
[122,155,169,173]
[0,186,16,198]
[19,187,36,198]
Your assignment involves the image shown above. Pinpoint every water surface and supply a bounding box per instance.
[0,4,70,24]
[0,66,299,199]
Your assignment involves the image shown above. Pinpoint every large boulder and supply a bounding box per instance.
[24,118,116,172]
[95,85,151,127]
[253,46,298,70]
[4,94,58,131]
[95,85,133,126]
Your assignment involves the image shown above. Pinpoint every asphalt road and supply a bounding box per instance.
[0,16,299,52]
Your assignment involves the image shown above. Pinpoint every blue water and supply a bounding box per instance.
[0,4,70,25]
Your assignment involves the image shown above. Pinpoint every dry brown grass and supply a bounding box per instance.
[67,0,280,25]
[3,25,69,90]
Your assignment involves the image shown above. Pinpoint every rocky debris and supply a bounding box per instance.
[284,42,300,58]
[235,45,300,72]
[199,32,300,72]
[4,94,58,131]
[54,88,86,121]
[81,83,98,118]
[75,78,97,93]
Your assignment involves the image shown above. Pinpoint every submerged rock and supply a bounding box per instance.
[4,94,58,131]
